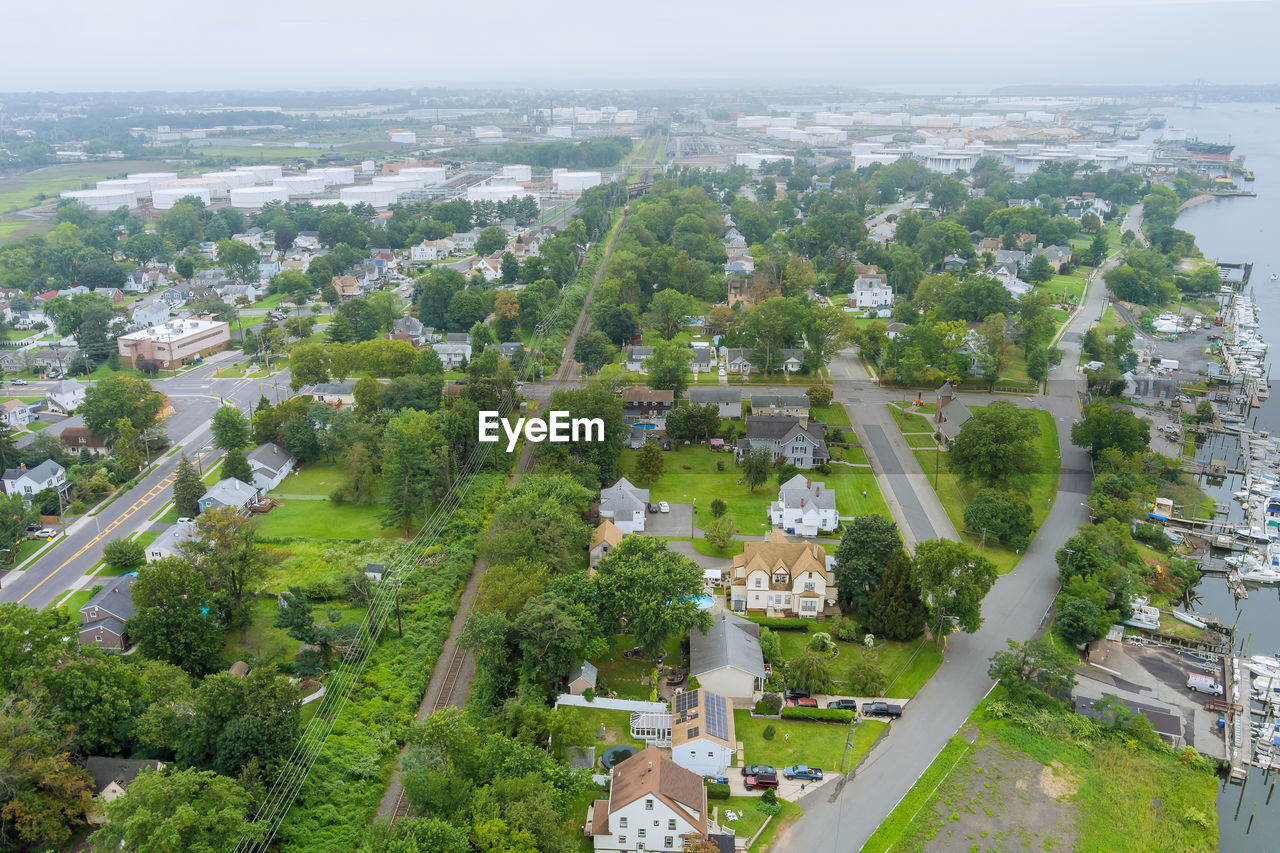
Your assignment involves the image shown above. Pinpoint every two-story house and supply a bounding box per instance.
[934,381,972,446]
[2,460,68,501]
[586,747,718,853]
[689,612,766,702]
[670,688,736,778]
[621,387,674,426]
[749,394,809,420]
[0,399,30,430]
[850,277,894,310]
[770,474,839,536]
[730,529,837,618]
[79,575,136,650]
[736,416,829,470]
[599,477,649,535]
[246,443,295,493]
[432,342,472,369]
[60,426,109,457]
[624,346,653,372]
[131,301,171,329]
[45,379,85,414]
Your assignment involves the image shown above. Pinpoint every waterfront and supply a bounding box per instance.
[1167,101,1280,851]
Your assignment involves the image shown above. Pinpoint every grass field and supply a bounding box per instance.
[553,704,649,754]
[51,584,102,614]
[811,403,852,429]
[734,710,886,772]
[0,159,174,219]
[774,627,943,699]
[256,499,396,540]
[269,463,347,497]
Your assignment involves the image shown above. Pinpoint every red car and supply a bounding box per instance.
[787,697,818,708]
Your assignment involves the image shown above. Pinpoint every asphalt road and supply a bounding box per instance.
[861,423,938,542]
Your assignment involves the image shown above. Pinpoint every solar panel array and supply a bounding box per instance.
[705,692,730,741]
[674,688,698,722]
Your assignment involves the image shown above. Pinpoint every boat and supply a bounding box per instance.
[1271,274,1277,281]
[1239,565,1280,583]
[1170,610,1208,629]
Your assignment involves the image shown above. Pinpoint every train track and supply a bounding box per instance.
[429,644,467,714]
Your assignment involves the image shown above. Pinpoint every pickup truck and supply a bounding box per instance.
[786,697,817,708]
[862,701,903,718]
[784,765,823,781]
[744,772,779,790]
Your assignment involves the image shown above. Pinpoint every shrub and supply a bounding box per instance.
[710,497,727,518]
[745,616,810,631]
[807,631,836,654]
[830,616,861,642]
[582,688,596,702]
[682,464,692,470]
[716,460,725,472]
[761,788,779,806]
[762,724,777,740]
[706,781,730,800]
[780,706,855,723]
[815,463,833,475]
[755,692,783,715]
[847,660,887,696]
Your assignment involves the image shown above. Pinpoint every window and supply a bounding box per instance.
[665,838,674,848]
[668,820,676,830]
[754,577,762,588]
[804,582,815,592]
[801,599,817,612]
[708,751,714,757]
[638,828,646,838]
[619,817,627,828]
[645,799,653,810]
[94,635,102,643]
[618,836,626,845]
[773,573,787,585]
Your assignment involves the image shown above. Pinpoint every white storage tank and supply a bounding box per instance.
[126,172,178,193]
[152,186,212,210]
[361,160,376,175]
[229,185,290,209]
[339,184,400,208]
[501,165,531,183]
[274,176,326,196]
[397,166,447,185]
[233,165,284,184]
[552,170,601,193]
[307,166,356,186]
[96,178,151,197]
[203,170,257,189]
[372,174,425,190]
[465,182,537,203]
[59,188,137,211]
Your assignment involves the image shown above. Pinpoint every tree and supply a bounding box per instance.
[353,375,382,414]
[500,251,519,284]
[475,226,506,256]
[786,651,833,694]
[743,446,771,492]
[102,538,145,573]
[987,637,1075,702]
[595,537,711,658]
[174,255,196,281]
[81,376,165,444]
[0,697,94,850]
[948,401,1040,490]
[572,330,614,375]
[172,455,205,518]
[221,448,252,484]
[0,426,18,472]
[833,515,902,614]
[1026,253,1054,283]
[179,506,269,640]
[89,768,263,853]
[216,239,260,284]
[645,289,693,339]
[1026,347,1050,384]
[1056,596,1105,646]
[912,539,998,650]
[476,474,592,574]
[802,305,849,370]
[0,492,32,564]
[963,489,1034,550]
[865,550,927,641]
[126,557,224,674]
[704,514,737,553]
[847,660,888,696]
[742,297,802,374]
[664,403,719,445]
[1085,231,1109,266]
[808,385,833,407]
[210,406,250,451]
[633,440,664,485]
[644,339,693,398]
[710,498,727,518]
[1071,402,1151,459]
[381,410,447,535]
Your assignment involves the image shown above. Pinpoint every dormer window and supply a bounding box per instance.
[773,573,788,585]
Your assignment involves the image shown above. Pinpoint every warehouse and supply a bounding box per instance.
[116,318,230,368]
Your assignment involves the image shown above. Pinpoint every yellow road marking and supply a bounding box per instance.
[17,472,178,604]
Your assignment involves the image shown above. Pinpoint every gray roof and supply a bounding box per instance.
[80,616,126,639]
[81,574,137,623]
[393,316,424,335]
[150,521,196,555]
[777,474,837,511]
[689,348,712,367]
[47,379,84,397]
[445,332,470,343]
[497,341,525,356]
[691,612,766,680]
[994,250,1027,265]
[569,660,598,687]
[600,476,649,516]
[938,399,972,441]
[724,348,754,364]
[201,477,259,508]
[433,343,470,355]
[779,348,804,363]
[626,345,653,361]
[82,756,162,795]
[310,380,355,395]
[4,459,65,484]
[751,394,808,410]
[689,387,741,405]
[247,442,293,475]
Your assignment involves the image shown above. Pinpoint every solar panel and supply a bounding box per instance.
[705,692,730,741]
[675,690,697,715]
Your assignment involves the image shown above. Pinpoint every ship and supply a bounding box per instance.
[1186,139,1236,156]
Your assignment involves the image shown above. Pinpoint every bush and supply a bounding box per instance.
[754,692,783,715]
[762,724,777,740]
[715,460,725,472]
[780,706,855,723]
[705,781,730,800]
[582,688,596,702]
[847,660,887,696]
[775,463,800,485]
[710,497,727,518]
[761,788,779,806]
[746,616,810,631]
[807,631,836,654]
[829,616,861,642]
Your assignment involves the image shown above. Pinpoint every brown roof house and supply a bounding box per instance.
[621,386,674,426]
[730,529,837,618]
[80,575,137,650]
[586,746,715,852]
[61,425,109,457]
[590,519,625,567]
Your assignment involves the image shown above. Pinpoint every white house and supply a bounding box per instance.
[598,477,648,535]
[723,348,755,374]
[586,747,710,852]
[45,379,86,414]
[771,474,839,536]
[131,301,170,329]
[670,689,736,777]
[2,460,68,500]
[452,230,479,251]
[147,521,196,562]
[689,612,766,702]
[624,346,652,372]
[247,443,295,493]
[688,387,742,419]
[850,278,894,309]
[432,342,472,369]
[729,530,837,618]
[0,399,30,430]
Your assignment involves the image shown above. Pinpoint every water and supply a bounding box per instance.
[1166,102,1280,851]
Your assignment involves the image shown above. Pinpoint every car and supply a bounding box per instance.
[784,688,810,700]
[11,379,27,386]
[647,502,659,514]
[176,517,194,525]
[25,523,40,532]
[743,773,779,790]
[827,699,858,710]
[784,765,823,781]
[862,701,903,719]
[787,697,818,707]
[659,501,670,513]
[718,367,726,376]
[32,528,56,539]
[741,764,775,777]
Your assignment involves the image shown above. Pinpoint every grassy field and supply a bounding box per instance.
[0,159,173,219]
[734,710,886,772]
[50,584,102,614]
[269,463,347,497]
[774,627,943,699]
[860,737,971,853]
[716,795,804,851]
[811,403,852,429]
[256,499,396,540]
[906,406,1060,575]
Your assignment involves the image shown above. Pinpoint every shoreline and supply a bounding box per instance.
[1178,191,1256,213]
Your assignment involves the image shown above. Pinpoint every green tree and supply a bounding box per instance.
[500,251,519,284]
[173,255,196,281]
[742,297,802,374]
[0,698,94,851]
[963,489,1034,550]
[948,400,1040,490]
[865,550,927,641]
[1056,596,1105,646]
[210,406,250,451]
[704,514,737,553]
[1085,232,1109,266]
[912,539,998,650]
[179,506,269,641]
[808,385,834,407]
[1026,253,1054,283]
[354,375,383,414]
[573,329,614,375]
[987,636,1076,701]
[1071,402,1151,459]
[633,440,664,485]
[90,768,264,853]
[381,410,449,535]
[172,454,205,518]
[216,239,260,284]
[833,515,903,614]
[475,226,506,256]
[644,339,693,398]
[126,557,224,674]
[743,446,771,492]
[102,538,145,573]
[847,660,888,696]
[476,474,592,574]
[803,305,849,370]
[645,289,693,339]
[80,376,165,444]
[594,536,711,657]
[0,492,33,564]
[0,426,19,471]
[710,498,727,518]
[786,651,833,694]
[221,447,252,484]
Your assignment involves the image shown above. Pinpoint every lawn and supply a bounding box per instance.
[6,536,55,567]
[906,406,1060,575]
[716,795,805,851]
[589,634,683,701]
[221,596,303,666]
[133,529,159,549]
[774,627,943,699]
[49,584,102,614]
[256,499,396,541]
[860,737,970,853]
[692,537,745,558]
[734,709,886,773]
[811,403,852,429]
[554,704,649,753]
[269,463,347,497]
[26,420,50,432]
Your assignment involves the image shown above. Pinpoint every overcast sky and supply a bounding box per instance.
[5,0,1274,93]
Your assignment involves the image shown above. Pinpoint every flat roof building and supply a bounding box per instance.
[116,317,230,369]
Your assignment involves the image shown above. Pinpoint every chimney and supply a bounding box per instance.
[18,463,25,473]
[806,478,811,488]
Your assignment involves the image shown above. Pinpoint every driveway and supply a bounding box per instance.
[645,502,695,537]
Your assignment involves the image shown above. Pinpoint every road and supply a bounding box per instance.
[783,248,1113,852]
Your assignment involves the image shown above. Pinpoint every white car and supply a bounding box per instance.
[176,517,194,524]
[659,502,670,513]
[33,528,56,538]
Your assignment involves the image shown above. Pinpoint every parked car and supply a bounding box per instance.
[741,764,775,777]
[11,379,27,386]
[1187,673,1224,696]
[787,697,818,708]
[744,772,779,790]
[25,523,40,532]
[862,701,903,718]
[827,699,858,711]
[659,501,670,513]
[647,502,659,514]
[176,517,194,525]
[784,765,823,781]
[784,688,810,700]
[31,528,56,539]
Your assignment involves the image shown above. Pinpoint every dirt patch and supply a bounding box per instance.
[1040,761,1079,800]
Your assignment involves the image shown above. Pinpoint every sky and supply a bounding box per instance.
[5,0,1275,93]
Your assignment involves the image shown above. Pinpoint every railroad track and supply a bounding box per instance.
[430,644,467,713]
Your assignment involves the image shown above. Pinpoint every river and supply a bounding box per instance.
[1158,101,1280,851]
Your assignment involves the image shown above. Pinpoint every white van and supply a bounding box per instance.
[1187,673,1223,696]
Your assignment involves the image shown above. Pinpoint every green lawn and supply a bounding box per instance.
[692,537,745,558]
[133,529,159,549]
[269,463,347,497]
[6,536,54,567]
[716,794,804,850]
[748,798,803,852]
[26,420,50,432]
[811,403,852,429]
[907,406,1060,575]
[774,628,942,699]
[50,584,102,614]
[734,710,886,773]
[221,596,303,666]
[256,499,396,540]
[861,737,970,853]
[589,634,682,701]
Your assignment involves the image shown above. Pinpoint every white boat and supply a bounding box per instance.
[1240,565,1280,583]
[1170,610,1208,628]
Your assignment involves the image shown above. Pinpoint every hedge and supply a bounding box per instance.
[780,706,855,723]
[744,617,811,631]
[705,781,730,800]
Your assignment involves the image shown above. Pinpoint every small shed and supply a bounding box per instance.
[228,660,249,677]
[567,660,598,695]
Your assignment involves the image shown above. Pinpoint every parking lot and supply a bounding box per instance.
[644,501,695,537]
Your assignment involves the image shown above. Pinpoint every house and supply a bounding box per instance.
[294,231,320,250]
[599,477,649,535]
[688,345,713,373]
[994,249,1027,270]
[726,277,751,307]
[723,348,755,374]
[33,347,77,374]
[736,416,829,469]
[724,253,755,275]
[79,574,136,650]
[146,521,196,562]
[45,379,85,414]
[60,426,109,457]
[97,287,125,305]
[131,301,170,329]
[304,380,356,409]
[624,346,653,372]
[469,255,502,281]
[621,386,675,425]
[196,478,261,514]
[749,394,809,420]
[0,350,27,373]
[689,611,766,701]
[688,387,742,419]
[332,276,362,301]
[2,460,68,500]
[670,688,736,777]
[626,424,650,450]
[82,757,164,823]
[0,399,29,430]
[771,474,839,536]
[590,519,625,567]
[123,270,151,294]
[247,442,295,492]
[778,348,804,372]
[942,254,967,272]
[432,342,472,369]
[934,381,972,445]
[1033,244,1073,273]
[452,230,479,251]
[390,316,428,347]
[586,746,710,852]
[850,277,894,310]
[497,341,525,362]
[730,529,837,617]
[977,236,1002,254]
[567,660,598,696]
